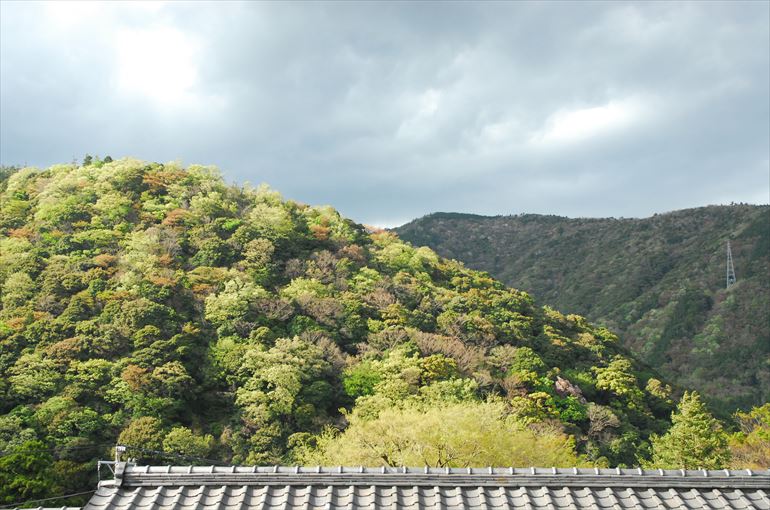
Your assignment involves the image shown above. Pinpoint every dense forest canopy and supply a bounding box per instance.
[396,207,770,415]
[0,159,765,505]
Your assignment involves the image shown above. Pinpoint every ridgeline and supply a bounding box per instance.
[395,206,770,415]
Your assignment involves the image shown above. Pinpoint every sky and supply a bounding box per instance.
[1,1,768,227]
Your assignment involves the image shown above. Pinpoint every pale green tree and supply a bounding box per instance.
[1,272,35,311]
[295,401,588,468]
[163,427,214,459]
[729,403,770,469]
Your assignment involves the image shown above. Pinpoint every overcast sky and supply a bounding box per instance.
[1,1,768,226]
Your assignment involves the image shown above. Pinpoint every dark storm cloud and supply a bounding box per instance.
[1,1,768,226]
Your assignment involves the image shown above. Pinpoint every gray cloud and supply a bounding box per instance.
[1,1,768,226]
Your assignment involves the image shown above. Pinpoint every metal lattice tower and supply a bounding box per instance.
[726,240,736,289]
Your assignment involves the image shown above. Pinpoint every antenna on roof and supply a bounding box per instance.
[726,240,736,289]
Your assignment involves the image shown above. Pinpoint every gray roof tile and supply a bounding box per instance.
[82,464,770,510]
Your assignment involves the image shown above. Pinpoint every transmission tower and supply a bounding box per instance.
[726,240,736,289]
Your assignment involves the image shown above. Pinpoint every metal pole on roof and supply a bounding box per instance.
[115,444,126,464]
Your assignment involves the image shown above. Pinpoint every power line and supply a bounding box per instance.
[0,490,95,509]
[1,443,228,466]
[121,445,228,466]
[0,442,115,457]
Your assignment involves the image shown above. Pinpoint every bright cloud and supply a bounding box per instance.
[397,88,443,140]
[44,1,101,26]
[530,99,645,147]
[479,119,524,146]
[418,89,441,117]
[115,27,200,107]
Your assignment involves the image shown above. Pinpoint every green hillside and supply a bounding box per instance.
[395,206,770,415]
[0,159,689,504]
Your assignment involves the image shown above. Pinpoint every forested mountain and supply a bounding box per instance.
[0,159,676,503]
[1,159,765,505]
[395,206,770,415]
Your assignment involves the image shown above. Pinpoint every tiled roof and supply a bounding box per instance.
[84,464,770,510]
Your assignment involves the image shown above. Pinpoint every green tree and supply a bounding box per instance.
[1,272,35,311]
[233,337,340,462]
[295,401,588,468]
[163,427,214,459]
[593,356,645,411]
[0,440,57,504]
[8,353,63,401]
[343,361,381,399]
[647,392,730,469]
[117,416,165,452]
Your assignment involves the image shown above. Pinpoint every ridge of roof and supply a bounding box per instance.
[110,464,770,490]
[122,464,770,477]
[121,463,770,478]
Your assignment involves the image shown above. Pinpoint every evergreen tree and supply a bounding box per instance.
[647,392,730,469]
[0,441,57,504]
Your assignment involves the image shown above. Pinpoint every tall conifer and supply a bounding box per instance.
[648,391,730,469]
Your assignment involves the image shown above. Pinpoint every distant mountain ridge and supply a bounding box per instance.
[395,205,770,414]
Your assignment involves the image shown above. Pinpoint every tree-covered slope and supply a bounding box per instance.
[0,159,679,503]
[395,207,770,414]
